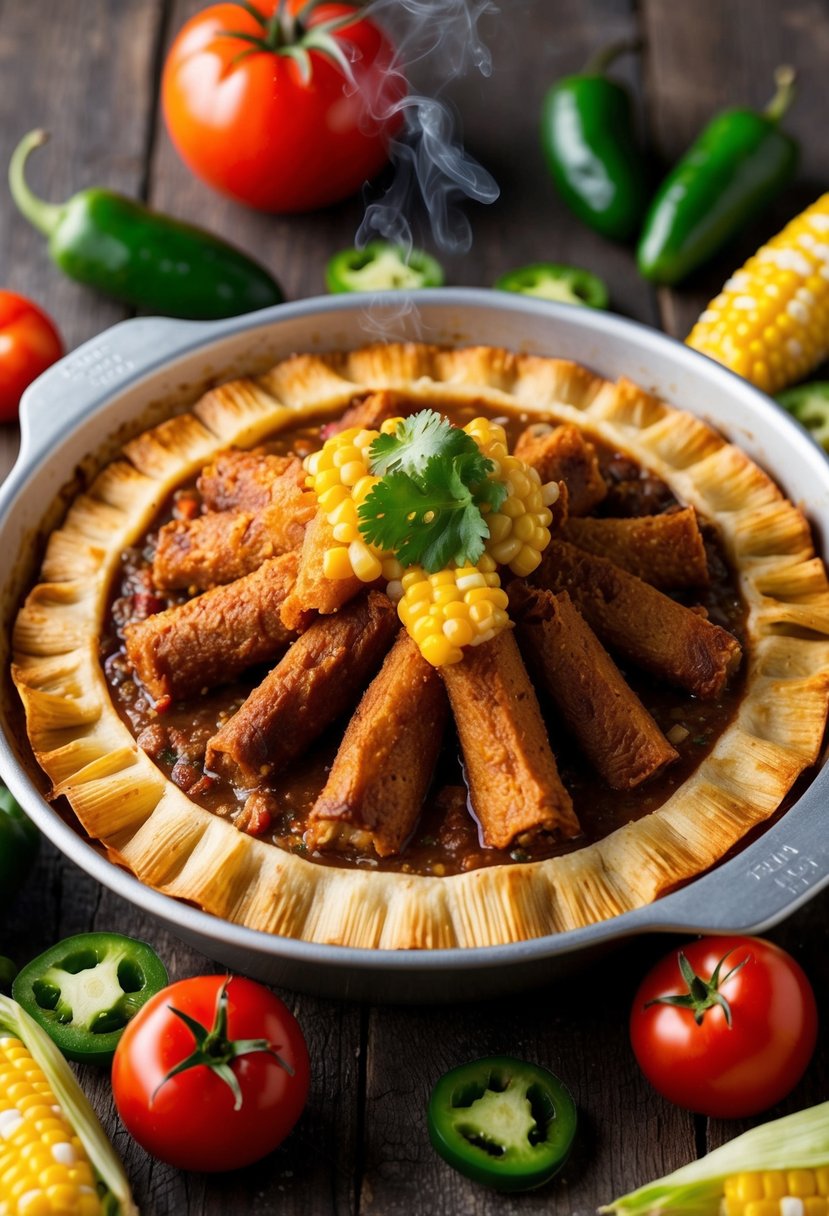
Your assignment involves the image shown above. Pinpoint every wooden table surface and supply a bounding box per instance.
[1,1,828,1213]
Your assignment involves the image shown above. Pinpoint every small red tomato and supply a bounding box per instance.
[629,936,818,1118]
[162,1,405,213]
[112,974,310,1171]
[0,291,63,422]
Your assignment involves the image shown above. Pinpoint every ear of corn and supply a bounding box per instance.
[686,194,829,395]
[601,1102,829,1216]
[0,994,136,1216]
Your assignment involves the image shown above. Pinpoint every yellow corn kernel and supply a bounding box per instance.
[332,522,358,544]
[816,1168,829,1196]
[687,193,829,394]
[443,617,475,648]
[401,569,425,591]
[381,557,404,581]
[348,540,383,582]
[328,497,358,528]
[805,1200,829,1216]
[789,1172,818,1198]
[420,633,463,666]
[322,546,355,580]
[0,1036,104,1216]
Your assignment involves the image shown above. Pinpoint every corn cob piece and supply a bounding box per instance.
[463,417,559,576]
[687,194,829,395]
[304,420,398,584]
[722,1168,829,1215]
[602,1101,829,1216]
[396,558,511,666]
[0,995,136,1215]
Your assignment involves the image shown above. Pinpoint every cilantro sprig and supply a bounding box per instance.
[358,412,507,572]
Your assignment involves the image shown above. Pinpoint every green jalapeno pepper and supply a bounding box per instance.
[776,382,829,450]
[0,783,39,909]
[494,262,608,309]
[10,130,284,320]
[637,67,798,285]
[12,932,168,1065]
[325,242,445,293]
[427,1056,577,1192]
[540,40,650,243]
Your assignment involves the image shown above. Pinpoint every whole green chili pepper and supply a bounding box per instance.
[9,130,284,320]
[540,40,650,242]
[0,783,39,909]
[637,67,798,285]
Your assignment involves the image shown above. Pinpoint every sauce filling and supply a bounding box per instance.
[100,397,747,876]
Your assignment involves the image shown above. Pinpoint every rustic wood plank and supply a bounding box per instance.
[360,940,696,1216]
[642,0,829,339]
[0,0,166,349]
[430,0,659,326]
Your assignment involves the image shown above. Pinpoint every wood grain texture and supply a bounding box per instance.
[1,0,828,1213]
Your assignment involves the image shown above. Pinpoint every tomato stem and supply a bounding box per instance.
[643,948,749,1027]
[151,977,294,1113]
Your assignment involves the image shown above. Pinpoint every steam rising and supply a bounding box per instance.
[351,0,501,255]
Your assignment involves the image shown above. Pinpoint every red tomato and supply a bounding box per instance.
[112,975,310,1171]
[161,1,405,212]
[629,936,818,1118]
[0,291,63,422]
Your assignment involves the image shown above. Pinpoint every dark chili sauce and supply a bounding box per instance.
[100,396,747,877]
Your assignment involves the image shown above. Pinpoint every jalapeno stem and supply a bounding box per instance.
[8,130,65,239]
[764,65,797,123]
[582,38,642,76]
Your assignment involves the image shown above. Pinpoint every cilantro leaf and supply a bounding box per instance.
[358,455,493,572]
[369,410,484,477]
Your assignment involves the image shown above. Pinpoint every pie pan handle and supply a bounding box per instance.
[17,315,212,469]
[644,780,829,936]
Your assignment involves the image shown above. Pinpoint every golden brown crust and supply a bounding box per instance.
[206,591,398,785]
[514,423,607,515]
[561,508,709,589]
[534,539,742,700]
[280,511,366,632]
[11,342,829,950]
[512,586,678,790]
[440,631,580,849]
[307,632,448,858]
[125,551,298,703]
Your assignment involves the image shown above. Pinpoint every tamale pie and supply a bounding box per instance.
[12,344,829,949]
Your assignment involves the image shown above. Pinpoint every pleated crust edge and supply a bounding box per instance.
[11,343,829,950]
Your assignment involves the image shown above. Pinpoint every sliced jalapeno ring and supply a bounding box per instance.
[494,262,609,309]
[12,932,168,1065]
[427,1055,577,1192]
[776,382,829,450]
[325,241,445,293]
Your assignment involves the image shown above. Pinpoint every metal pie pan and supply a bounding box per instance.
[1,289,827,1002]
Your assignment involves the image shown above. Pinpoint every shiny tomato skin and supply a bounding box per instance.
[161,2,405,213]
[112,975,310,1171]
[629,936,818,1118]
[0,291,63,422]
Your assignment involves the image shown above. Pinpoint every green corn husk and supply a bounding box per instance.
[601,1101,829,1215]
[0,993,138,1215]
